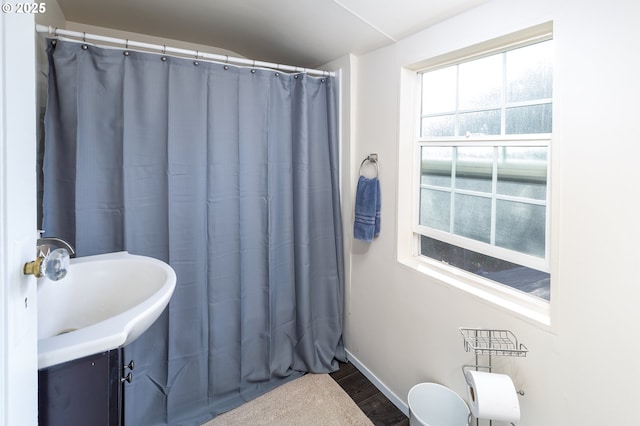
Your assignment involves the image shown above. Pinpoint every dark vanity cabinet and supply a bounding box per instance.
[38,349,132,426]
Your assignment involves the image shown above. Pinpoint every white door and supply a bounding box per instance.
[0,11,39,426]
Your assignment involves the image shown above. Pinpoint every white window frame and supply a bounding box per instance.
[397,25,555,326]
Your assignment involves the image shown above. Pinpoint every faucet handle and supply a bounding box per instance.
[43,248,70,281]
[23,248,70,281]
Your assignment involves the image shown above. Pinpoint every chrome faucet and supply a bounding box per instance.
[37,237,75,258]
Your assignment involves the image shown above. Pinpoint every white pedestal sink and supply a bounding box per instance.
[37,251,176,369]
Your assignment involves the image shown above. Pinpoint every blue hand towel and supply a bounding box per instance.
[354,176,381,242]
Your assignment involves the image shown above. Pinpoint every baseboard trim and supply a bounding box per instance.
[344,349,410,416]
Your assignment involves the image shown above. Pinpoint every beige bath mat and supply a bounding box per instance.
[202,373,373,426]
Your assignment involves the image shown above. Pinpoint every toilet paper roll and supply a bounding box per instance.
[465,370,520,422]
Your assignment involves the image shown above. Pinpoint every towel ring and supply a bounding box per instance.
[359,154,378,178]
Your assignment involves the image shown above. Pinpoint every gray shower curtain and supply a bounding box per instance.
[42,39,345,425]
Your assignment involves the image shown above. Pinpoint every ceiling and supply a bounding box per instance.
[55,0,488,69]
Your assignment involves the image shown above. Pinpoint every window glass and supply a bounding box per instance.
[455,146,494,192]
[505,104,552,134]
[420,189,450,231]
[495,200,546,257]
[421,147,452,187]
[506,41,553,102]
[421,67,457,114]
[453,194,492,242]
[421,115,455,137]
[458,110,501,136]
[458,54,502,109]
[497,146,547,199]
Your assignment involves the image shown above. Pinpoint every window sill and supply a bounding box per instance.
[397,256,551,328]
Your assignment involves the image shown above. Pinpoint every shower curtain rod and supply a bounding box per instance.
[35,24,336,78]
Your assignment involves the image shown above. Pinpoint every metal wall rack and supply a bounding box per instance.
[460,328,528,426]
[460,328,528,358]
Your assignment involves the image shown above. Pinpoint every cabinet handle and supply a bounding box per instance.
[121,372,132,383]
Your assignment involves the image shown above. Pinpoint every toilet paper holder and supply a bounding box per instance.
[462,364,525,396]
[460,328,528,426]
[462,365,524,426]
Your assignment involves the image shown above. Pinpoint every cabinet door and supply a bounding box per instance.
[38,349,123,426]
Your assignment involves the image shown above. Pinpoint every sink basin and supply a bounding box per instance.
[37,251,176,369]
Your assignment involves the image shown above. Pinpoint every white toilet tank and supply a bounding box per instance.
[408,383,470,426]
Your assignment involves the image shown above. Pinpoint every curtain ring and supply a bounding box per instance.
[50,27,59,47]
[162,45,166,54]
[225,55,229,64]
[125,39,129,49]
[195,50,199,60]
[82,32,86,42]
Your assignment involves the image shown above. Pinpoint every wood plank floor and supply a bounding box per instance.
[330,361,409,426]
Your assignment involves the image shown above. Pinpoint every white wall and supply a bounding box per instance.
[346,0,640,425]
[63,21,243,59]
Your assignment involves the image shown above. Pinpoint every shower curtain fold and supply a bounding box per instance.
[42,39,345,426]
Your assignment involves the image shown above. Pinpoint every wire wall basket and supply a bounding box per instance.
[459,328,528,357]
